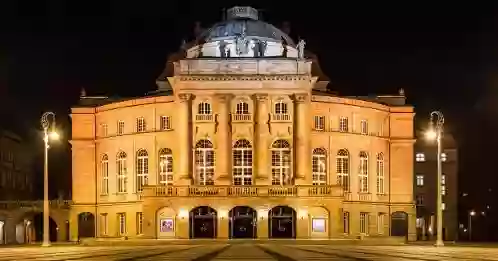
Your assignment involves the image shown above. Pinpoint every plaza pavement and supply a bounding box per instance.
[0,242,498,260]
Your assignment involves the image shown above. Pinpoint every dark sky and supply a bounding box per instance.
[1,1,498,239]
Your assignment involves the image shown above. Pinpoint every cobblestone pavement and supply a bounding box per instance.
[0,243,498,260]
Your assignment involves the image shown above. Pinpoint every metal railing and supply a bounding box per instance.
[232,114,252,122]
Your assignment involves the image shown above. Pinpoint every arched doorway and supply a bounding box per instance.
[78,212,95,238]
[229,206,257,239]
[268,206,296,238]
[189,206,217,239]
[391,211,408,237]
[33,213,58,242]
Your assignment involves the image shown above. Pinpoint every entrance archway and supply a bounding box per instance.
[33,213,58,242]
[229,206,257,239]
[189,206,217,239]
[269,206,296,238]
[78,212,95,238]
[391,211,408,237]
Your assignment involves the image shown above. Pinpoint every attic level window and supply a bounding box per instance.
[101,123,108,137]
[160,116,172,130]
[198,102,212,115]
[117,121,125,135]
[360,120,368,135]
[136,117,146,132]
[313,116,325,131]
[415,153,425,162]
[339,117,348,132]
[236,102,249,115]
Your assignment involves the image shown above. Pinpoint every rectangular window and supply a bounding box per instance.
[360,212,369,234]
[117,121,125,135]
[136,117,146,132]
[101,123,108,137]
[118,213,126,236]
[415,153,425,162]
[136,212,143,235]
[313,115,325,131]
[441,152,447,162]
[100,213,108,236]
[441,174,446,185]
[416,195,424,205]
[416,175,424,186]
[160,116,171,130]
[442,202,446,210]
[360,120,368,135]
[343,211,350,234]
[339,117,348,132]
[441,185,446,195]
[101,157,109,195]
[377,213,385,235]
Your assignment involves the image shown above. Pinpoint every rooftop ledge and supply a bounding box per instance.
[174,59,312,76]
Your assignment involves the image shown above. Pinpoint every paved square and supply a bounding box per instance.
[0,243,498,260]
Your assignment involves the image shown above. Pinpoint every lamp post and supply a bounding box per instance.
[41,112,59,247]
[426,110,444,247]
[469,210,476,241]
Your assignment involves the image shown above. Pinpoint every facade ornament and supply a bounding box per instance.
[297,39,306,59]
[294,93,308,103]
[178,93,192,101]
[266,113,272,134]
[219,40,230,58]
[235,27,249,55]
[254,93,268,102]
[281,36,288,57]
[252,40,267,57]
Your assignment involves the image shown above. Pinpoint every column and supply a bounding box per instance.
[177,93,192,185]
[254,94,269,185]
[215,94,231,185]
[294,93,311,185]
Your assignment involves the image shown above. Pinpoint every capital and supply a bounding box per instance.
[254,94,268,102]
[294,94,308,103]
[178,93,192,102]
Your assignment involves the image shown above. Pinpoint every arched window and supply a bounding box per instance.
[274,101,287,114]
[198,102,212,115]
[336,149,350,192]
[116,151,127,193]
[359,151,369,193]
[136,149,149,192]
[195,140,215,185]
[100,154,109,195]
[312,148,327,185]
[271,140,291,185]
[376,153,385,194]
[236,102,249,115]
[233,139,253,185]
[158,148,173,185]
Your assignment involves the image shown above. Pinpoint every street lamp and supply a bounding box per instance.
[425,110,444,247]
[41,112,58,247]
[469,210,476,241]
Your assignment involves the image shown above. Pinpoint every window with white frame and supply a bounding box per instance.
[136,212,143,235]
[158,148,173,185]
[442,185,446,195]
[416,175,424,186]
[116,151,127,193]
[360,120,368,135]
[118,213,126,236]
[101,123,108,137]
[233,139,253,185]
[160,116,171,130]
[100,213,108,236]
[100,154,109,195]
[376,153,384,194]
[312,148,327,185]
[198,102,212,115]
[274,101,288,114]
[416,195,424,205]
[343,211,350,234]
[136,149,148,192]
[415,153,425,162]
[442,202,446,210]
[271,140,292,185]
[360,212,369,234]
[117,121,125,135]
[195,140,215,185]
[359,151,369,193]
[236,102,249,114]
[313,116,325,131]
[136,117,146,132]
[336,149,350,192]
[339,117,348,132]
[441,174,446,185]
[441,152,447,162]
[377,213,385,235]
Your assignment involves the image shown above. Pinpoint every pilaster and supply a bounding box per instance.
[254,94,269,185]
[176,93,192,185]
[294,93,310,185]
[215,94,232,185]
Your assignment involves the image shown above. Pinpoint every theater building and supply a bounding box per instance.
[69,6,416,241]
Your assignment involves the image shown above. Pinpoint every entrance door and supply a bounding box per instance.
[190,206,217,239]
[229,206,257,239]
[391,211,408,237]
[269,206,296,238]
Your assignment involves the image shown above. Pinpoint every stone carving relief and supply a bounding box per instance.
[178,93,192,102]
[294,94,308,103]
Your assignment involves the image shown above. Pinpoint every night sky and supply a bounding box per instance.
[1,1,498,240]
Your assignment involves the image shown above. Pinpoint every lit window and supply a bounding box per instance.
[336,149,350,192]
[416,195,424,205]
[416,175,424,186]
[343,211,350,234]
[442,203,446,210]
[441,174,446,185]
[360,120,368,135]
[359,152,369,193]
[101,123,108,137]
[312,148,327,185]
[313,116,325,131]
[117,121,125,135]
[116,151,127,193]
[360,212,369,234]
[271,140,292,185]
[136,117,146,132]
[136,212,143,235]
[274,101,287,114]
[416,153,425,162]
[441,185,446,195]
[236,102,249,115]
[339,117,348,132]
[416,217,423,228]
[160,116,171,130]
[376,153,384,194]
[441,153,447,162]
[100,154,109,195]
[198,102,212,115]
[118,213,126,236]
[233,140,253,185]
[158,148,173,185]
[136,149,149,192]
[195,140,215,185]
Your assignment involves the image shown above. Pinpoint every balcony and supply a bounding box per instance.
[143,185,342,198]
[195,114,214,122]
[232,113,252,122]
[272,113,291,122]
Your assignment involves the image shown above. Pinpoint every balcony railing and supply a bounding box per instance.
[0,200,72,210]
[272,113,291,122]
[195,114,214,122]
[232,113,252,122]
[144,185,342,198]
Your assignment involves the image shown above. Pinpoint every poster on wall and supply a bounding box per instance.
[160,218,174,232]
[312,218,326,232]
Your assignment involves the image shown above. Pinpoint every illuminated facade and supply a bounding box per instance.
[70,7,416,241]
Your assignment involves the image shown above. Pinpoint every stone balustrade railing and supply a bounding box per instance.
[0,200,72,210]
[143,185,342,198]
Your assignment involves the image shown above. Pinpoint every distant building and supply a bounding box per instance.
[414,133,458,241]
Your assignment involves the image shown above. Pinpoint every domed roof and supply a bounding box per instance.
[197,18,295,46]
